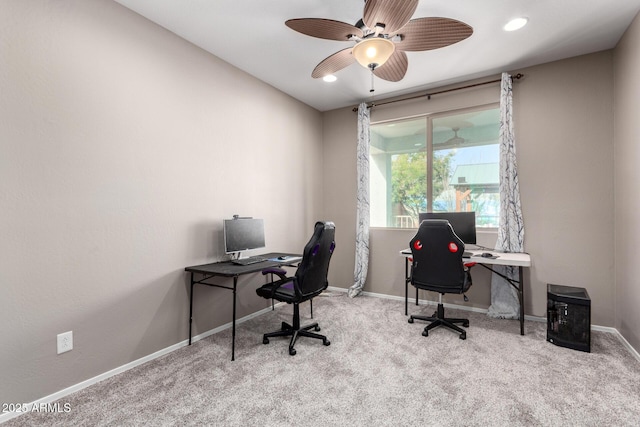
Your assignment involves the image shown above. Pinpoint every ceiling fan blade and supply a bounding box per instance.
[373,50,408,82]
[363,0,418,34]
[312,48,356,78]
[286,18,363,41]
[393,17,473,52]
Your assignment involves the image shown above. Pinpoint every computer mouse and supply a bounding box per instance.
[277,256,287,260]
[481,252,493,258]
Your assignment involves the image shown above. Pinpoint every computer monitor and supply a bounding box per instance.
[418,211,477,244]
[223,218,266,254]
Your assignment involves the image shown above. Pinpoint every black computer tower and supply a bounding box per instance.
[547,284,591,352]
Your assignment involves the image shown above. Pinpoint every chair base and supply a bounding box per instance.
[263,304,330,355]
[408,302,469,340]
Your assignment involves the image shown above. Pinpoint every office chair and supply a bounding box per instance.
[408,219,475,340]
[256,221,336,355]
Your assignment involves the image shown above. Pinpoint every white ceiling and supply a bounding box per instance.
[113,0,640,112]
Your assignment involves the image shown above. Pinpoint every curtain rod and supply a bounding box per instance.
[351,73,524,112]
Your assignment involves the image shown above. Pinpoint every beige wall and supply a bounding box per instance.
[515,52,615,323]
[322,107,358,291]
[323,51,617,327]
[0,0,323,404]
[614,12,640,352]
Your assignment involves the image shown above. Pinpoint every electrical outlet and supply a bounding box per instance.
[57,331,73,354]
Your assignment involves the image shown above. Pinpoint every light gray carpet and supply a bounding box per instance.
[6,293,640,426]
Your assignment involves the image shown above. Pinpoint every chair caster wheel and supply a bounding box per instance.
[463,321,469,327]
[263,337,269,345]
[408,317,414,324]
[289,348,297,356]
[314,326,321,332]
[422,330,428,337]
[460,333,466,340]
[323,339,330,346]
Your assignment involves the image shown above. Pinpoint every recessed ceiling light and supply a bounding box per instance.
[323,74,337,82]
[504,17,528,32]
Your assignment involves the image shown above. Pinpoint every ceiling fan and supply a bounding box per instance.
[444,127,465,145]
[438,119,473,145]
[286,0,473,82]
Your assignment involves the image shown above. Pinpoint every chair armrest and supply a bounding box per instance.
[262,267,288,280]
[463,262,476,269]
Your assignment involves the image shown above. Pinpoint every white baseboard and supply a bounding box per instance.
[3,287,638,424]
[606,328,640,362]
[0,304,276,425]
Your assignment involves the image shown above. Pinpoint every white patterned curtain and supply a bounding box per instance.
[487,73,525,319]
[348,102,370,298]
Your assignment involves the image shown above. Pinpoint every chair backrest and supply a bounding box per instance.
[410,219,470,294]
[294,221,336,299]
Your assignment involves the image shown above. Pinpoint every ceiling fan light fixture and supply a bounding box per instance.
[352,37,395,70]
[323,74,337,82]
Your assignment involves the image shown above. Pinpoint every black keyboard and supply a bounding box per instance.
[231,256,268,266]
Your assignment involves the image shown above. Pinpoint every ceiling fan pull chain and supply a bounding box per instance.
[370,68,375,93]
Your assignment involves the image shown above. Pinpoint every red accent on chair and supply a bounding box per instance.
[413,240,422,250]
[448,242,458,253]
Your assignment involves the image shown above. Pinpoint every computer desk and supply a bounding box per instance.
[400,249,532,335]
[185,252,301,360]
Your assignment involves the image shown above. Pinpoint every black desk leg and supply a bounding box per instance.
[188,273,194,345]
[405,258,409,315]
[270,272,275,312]
[519,266,525,335]
[231,276,238,361]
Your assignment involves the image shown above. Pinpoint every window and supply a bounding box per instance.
[370,105,500,228]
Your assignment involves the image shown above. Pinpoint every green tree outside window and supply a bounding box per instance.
[391,151,454,221]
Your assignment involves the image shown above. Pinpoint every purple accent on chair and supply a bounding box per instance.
[312,244,320,256]
[330,241,336,253]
